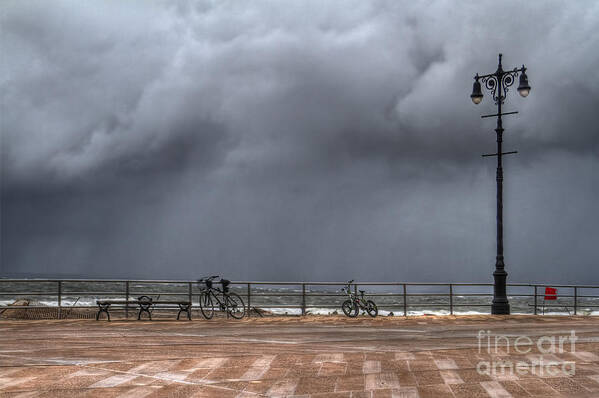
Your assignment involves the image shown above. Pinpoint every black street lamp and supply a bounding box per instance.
[471,53,530,315]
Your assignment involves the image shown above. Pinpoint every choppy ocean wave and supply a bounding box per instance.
[2,280,598,316]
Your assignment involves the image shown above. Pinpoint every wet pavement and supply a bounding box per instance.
[1,315,599,397]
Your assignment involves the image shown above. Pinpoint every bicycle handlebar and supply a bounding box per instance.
[197,275,221,285]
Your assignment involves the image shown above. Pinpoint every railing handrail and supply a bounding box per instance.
[2,279,598,319]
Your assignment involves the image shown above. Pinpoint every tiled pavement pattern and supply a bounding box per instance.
[1,316,599,397]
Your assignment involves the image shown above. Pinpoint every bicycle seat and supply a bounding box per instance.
[359,290,365,294]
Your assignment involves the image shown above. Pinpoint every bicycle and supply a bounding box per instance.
[197,276,246,319]
[340,280,378,317]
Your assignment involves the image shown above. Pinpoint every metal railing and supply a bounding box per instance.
[1,279,598,318]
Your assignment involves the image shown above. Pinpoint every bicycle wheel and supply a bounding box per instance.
[342,300,358,317]
[199,291,215,319]
[366,300,378,317]
[226,293,246,319]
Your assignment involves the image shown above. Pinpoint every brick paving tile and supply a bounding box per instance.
[490,370,519,382]
[203,366,249,381]
[515,379,560,396]
[408,360,438,372]
[115,385,163,397]
[387,360,410,373]
[319,362,348,377]
[311,392,352,398]
[335,375,365,392]
[54,389,124,398]
[571,351,599,363]
[188,386,239,398]
[343,353,365,362]
[183,368,214,381]
[295,355,318,365]
[413,370,445,386]
[435,359,459,370]
[412,352,433,360]
[451,383,492,398]
[265,377,300,396]
[347,363,368,376]
[480,381,513,398]
[391,386,419,398]
[499,380,532,397]
[440,369,464,385]
[367,353,392,361]
[209,380,249,392]
[261,367,289,380]
[294,376,338,395]
[243,379,279,395]
[573,364,599,376]
[573,375,599,392]
[454,358,476,368]
[457,369,493,383]
[2,368,75,392]
[148,384,220,398]
[542,377,589,395]
[271,354,300,367]
[379,360,398,373]
[315,354,345,363]
[371,389,393,398]
[286,364,322,378]
[394,353,415,361]
[363,361,381,374]
[416,383,454,398]
[349,392,372,398]
[87,362,138,372]
[396,372,418,387]
[365,373,400,390]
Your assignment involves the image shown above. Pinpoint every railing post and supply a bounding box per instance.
[574,286,577,315]
[449,284,453,315]
[247,283,251,318]
[188,281,192,311]
[403,284,407,317]
[57,281,62,319]
[533,285,537,315]
[301,283,306,316]
[125,281,130,319]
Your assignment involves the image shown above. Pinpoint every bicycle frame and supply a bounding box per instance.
[198,276,244,318]
[206,288,228,310]
[343,285,369,310]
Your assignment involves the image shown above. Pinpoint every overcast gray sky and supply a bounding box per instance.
[1,0,598,283]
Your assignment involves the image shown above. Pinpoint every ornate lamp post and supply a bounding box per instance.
[471,53,530,315]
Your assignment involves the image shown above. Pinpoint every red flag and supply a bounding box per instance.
[544,287,557,300]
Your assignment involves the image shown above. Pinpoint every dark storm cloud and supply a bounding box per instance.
[1,1,598,282]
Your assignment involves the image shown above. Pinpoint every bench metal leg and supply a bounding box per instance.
[177,304,191,320]
[138,306,152,320]
[96,304,111,321]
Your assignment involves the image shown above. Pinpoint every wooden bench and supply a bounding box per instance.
[96,297,192,321]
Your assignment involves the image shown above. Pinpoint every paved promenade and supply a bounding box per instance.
[1,315,599,397]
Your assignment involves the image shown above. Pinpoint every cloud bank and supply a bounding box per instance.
[1,1,598,282]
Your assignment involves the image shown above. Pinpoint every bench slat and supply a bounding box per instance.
[96,299,192,321]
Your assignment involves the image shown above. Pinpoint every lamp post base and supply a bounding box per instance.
[492,265,510,315]
[491,301,510,315]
